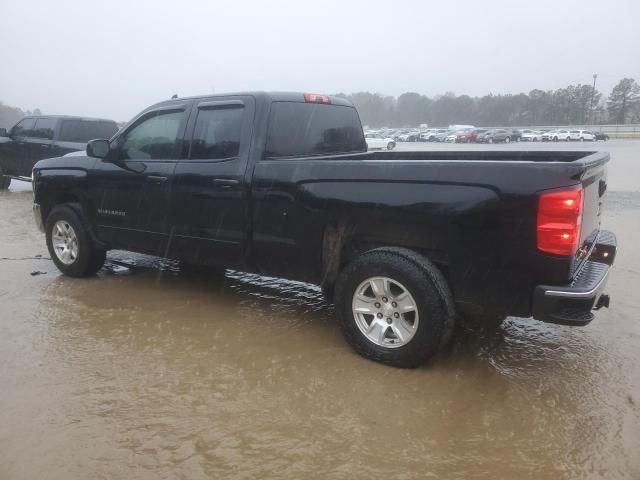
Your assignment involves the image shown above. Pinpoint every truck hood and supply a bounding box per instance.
[64,150,87,157]
[33,155,97,171]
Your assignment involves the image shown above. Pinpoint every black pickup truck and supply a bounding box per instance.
[31,92,617,367]
[0,115,118,188]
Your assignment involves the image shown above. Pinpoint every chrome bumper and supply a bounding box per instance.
[33,203,44,233]
[532,230,617,326]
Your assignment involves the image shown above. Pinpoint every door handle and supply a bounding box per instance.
[212,178,239,187]
[39,144,50,148]
[147,175,168,183]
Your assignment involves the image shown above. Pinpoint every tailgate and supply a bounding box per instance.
[574,153,609,275]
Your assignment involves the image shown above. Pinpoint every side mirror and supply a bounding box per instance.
[0,128,7,137]
[86,139,111,159]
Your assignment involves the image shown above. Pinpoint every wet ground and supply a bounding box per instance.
[1,141,639,479]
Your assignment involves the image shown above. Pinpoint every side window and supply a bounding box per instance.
[264,102,365,158]
[119,110,183,161]
[190,106,243,160]
[33,118,57,140]
[10,118,36,137]
[59,120,118,143]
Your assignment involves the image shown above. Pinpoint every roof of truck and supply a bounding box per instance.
[148,91,355,110]
[21,115,117,123]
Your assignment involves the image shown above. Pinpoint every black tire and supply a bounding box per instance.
[0,168,11,190]
[45,204,106,277]
[387,142,395,150]
[334,247,455,368]
[505,137,511,143]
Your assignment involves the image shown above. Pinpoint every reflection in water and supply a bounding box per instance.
[0,252,633,479]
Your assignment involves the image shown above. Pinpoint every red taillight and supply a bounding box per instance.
[537,188,583,256]
[304,93,331,104]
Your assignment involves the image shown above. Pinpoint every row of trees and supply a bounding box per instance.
[338,78,640,128]
[2,78,639,130]
[0,102,41,129]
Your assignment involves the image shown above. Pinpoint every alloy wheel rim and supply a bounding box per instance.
[352,276,419,348]
[52,220,79,265]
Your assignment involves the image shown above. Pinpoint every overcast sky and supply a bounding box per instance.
[1,0,639,121]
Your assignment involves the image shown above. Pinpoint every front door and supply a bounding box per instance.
[89,105,189,255]
[0,117,35,176]
[169,97,254,268]
[25,117,58,174]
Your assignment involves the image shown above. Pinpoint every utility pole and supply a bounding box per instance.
[589,73,598,125]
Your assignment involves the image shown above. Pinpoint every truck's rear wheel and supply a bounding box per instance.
[45,205,106,277]
[334,247,455,368]
[0,169,11,190]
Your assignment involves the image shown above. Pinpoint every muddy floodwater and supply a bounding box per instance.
[1,141,640,479]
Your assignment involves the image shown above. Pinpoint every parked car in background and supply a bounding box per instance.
[425,129,448,142]
[397,131,421,142]
[467,129,488,142]
[0,115,118,188]
[477,129,512,143]
[594,132,610,141]
[520,130,542,141]
[433,130,453,142]
[455,130,477,143]
[541,130,557,142]
[392,130,409,141]
[541,129,571,142]
[419,130,435,141]
[445,131,460,143]
[569,130,596,141]
[509,129,522,142]
[406,131,422,142]
[365,133,396,150]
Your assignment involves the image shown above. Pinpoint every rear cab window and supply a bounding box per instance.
[58,119,118,143]
[264,102,365,158]
[32,118,57,140]
[190,105,244,160]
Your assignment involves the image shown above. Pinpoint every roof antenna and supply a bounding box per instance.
[171,93,178,99]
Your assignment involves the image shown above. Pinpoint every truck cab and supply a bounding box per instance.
[0,115,118,188]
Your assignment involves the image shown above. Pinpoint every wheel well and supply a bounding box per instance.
[42,193,82,222]
[321,223,449,290]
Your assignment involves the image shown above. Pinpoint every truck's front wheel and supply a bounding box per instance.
[45,205,106,277]
[0,169,11,190]
[334,247,455,368]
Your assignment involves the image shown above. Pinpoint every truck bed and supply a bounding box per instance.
[252,150,609,318]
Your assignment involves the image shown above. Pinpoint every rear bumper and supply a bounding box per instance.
[33,203,45,233]
[532,230,617,326]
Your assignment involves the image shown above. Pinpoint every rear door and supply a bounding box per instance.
[89,105,189,254]
[0,118,35,176]
[252,100,366,280]
[169,96,255,268]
